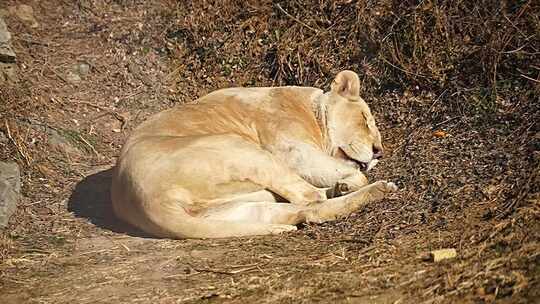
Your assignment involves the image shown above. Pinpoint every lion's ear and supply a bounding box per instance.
[331,70,360,101]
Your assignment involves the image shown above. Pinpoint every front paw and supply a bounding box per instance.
[341,173,369,191]
[327,182,351,198]
[367,180,398,201]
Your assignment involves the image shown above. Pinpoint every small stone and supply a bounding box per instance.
[422,248,457,262]
[65,71,81,83]
[0,131,7,144]
[76,62,90,76]
[65,62,90,83]
[0,45,15,63]
[0,16,16,63]
[0,16,11,43]
[0,62,19,82]
[10,5,39,28]
[0,162,21,228]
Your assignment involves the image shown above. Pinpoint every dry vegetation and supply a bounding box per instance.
[0,0,539,303]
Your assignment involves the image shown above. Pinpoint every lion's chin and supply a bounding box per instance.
[366,159,378,171]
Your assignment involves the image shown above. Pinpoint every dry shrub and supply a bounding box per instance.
[165,0,539,100]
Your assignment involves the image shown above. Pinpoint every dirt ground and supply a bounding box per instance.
[1,1,539,303]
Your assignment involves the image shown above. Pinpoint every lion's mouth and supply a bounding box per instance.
[336,147,369,171]
[348,158,368,171]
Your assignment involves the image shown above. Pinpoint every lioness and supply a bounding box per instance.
[111,70,397,239]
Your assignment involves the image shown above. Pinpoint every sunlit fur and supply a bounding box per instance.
[111,70,394,239]
[327,94,383,170]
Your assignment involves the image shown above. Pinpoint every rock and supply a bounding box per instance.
[0,15,17,82]
[421,248,457,262]
[0,131,7,144]
[0,16,11,43]
[65,62,90,83]
[0,62,19,82]
[0,15,16,63]
[0,162,21,228]
[0,45,15,63]
[65,71,81,83]
[9,5,39,28]
[76,62,90,76]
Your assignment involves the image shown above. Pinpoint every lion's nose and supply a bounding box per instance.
[373,145,384,159]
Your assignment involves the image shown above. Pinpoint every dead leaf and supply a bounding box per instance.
[433,130,448,138]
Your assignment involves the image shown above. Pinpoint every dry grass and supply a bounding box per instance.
[0,0,538,303]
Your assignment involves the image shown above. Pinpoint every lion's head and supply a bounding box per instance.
[325,70,384,172]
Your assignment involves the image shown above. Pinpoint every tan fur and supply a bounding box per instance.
[111,70,397,239]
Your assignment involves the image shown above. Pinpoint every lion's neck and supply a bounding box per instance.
[311,93,333,155]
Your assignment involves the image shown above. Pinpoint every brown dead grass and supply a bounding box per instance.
[0,0,539,303]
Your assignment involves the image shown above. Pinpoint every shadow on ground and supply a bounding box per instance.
[68,167,150,237]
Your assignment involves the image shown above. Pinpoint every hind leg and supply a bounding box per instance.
[198,180,397,226]
[305,180,398,223]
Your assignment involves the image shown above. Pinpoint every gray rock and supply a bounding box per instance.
[0,45,15,62]
[0,16,11,43]
[65,62,90,83]
[75,62,90,76]
[0,162,21,228]
[0,131,7,144]
[0,62,18,82]
[0,15,16,63]
[65,71,81,83]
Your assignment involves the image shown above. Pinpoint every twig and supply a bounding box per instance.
[228,262,260,268]
[76,133,99,156]
[520,74,540,83]
[187,263,259,275]
[428,89,448,112]
[432,116,459,129]
[274,4,319,33]
[422,283,441,297]
[380,57,431,79]
[4,120,31,165]
[47,66,69,83]
[63,99,128,130]
[501,43,528,54]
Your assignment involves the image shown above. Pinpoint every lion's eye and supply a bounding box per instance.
[361,112,366,120]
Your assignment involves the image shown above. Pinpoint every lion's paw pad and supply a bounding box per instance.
[373,180,397,190]
[385,182,398,192]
